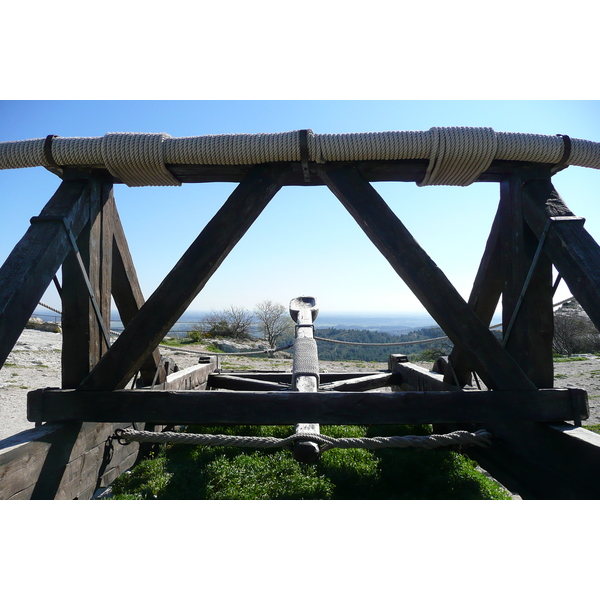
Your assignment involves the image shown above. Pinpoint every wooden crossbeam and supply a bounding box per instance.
[27,387,587,425]
[522,177,600,333]
[0,179,91,370]
[208,373,289,391]
[219,372,384,383]
[320,164,536,391]
[319,372,399,391]
[78,164,290,391]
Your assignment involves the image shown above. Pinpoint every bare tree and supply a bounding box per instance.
[199,305,254,339]
[553,313,600,355]
[254,300,293,348]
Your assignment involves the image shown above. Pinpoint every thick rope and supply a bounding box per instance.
[115,427,492,451]
[3,128,600,187]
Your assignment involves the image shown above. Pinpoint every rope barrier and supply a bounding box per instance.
[3,127,600,187]
[115,427,492,451]
[314,334,451,347]
[34,296,579,353]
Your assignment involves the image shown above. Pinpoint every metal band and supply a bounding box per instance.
[299,129,310,182]
[43,135,60,169]
[551,134,572,174]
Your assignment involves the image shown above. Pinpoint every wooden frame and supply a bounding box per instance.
[2,155,600,499]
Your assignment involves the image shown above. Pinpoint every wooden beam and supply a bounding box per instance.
[27,387,587,425]
[78,164,290,391]
[443,202,504,386]
[389,354,458,391]
[500,172,554,388]
[0,179,91,370]
[208,373,289,391]
[109,191,164,386]
[221,372,385,383]
[61,178,112,388]
[522,177,600,333]
[90,159,553,186]
[319,372,399,391]
[0,421,143,500]
[465,421,600,499]
[320,164,536,391]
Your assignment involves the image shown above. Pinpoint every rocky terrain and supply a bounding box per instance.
[2,328,600,442]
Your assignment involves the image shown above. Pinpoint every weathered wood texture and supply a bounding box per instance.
[0,422,143,500]
[500,172,554,388]
[319,372,399,391]
[157,359,217,391]
[27,387,587,425]
[110,191,165,386]
[466,421,600,499]
[71,159,555,186]
[321,165,535,392]
[522,177,600,333]
[79,164,290,391]
[61,179,111,387]
[389,354,459,391]
[208,374,289,391]
[0,179,91,370]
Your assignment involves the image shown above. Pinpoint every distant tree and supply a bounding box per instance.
[553,313,600,355]
[254,300,293,348]
[199,306,254,339]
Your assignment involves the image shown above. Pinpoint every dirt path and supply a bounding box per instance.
[2,330,598,441]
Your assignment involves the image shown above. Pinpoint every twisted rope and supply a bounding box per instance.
[115,427,492,451]
[314,334,451,347]
[3,128,599,187]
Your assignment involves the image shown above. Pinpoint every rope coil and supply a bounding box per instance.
[4,127,600,188]
[115,427,492,451]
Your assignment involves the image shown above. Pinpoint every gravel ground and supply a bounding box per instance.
[2,329,599,441]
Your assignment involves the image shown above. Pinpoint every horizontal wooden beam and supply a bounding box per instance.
[208,373,289,391]
[63,159,559,186]
[389,355,459,391]
[220,371,386,383]
[157,360,217,391]
[27,387,588,426]
[319,372,399,391]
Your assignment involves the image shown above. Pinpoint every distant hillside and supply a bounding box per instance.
[279,326,452,362]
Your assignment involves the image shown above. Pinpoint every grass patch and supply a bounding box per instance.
[584,424,600,435]
[554,356,589,362]
[108,424,511,500]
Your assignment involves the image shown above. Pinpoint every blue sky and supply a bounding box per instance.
[1,100,599,318]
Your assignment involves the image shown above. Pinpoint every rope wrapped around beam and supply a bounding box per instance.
[115,427,492,451]
[2,128,600,187]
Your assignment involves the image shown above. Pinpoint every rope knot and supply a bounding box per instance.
[101,132,181,187]
[419,127,498,187]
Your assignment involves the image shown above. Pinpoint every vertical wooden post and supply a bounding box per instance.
[500,172,554,388]
[61,178,113,388]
